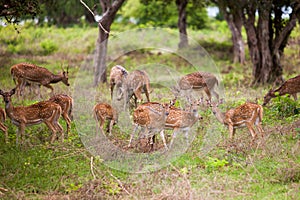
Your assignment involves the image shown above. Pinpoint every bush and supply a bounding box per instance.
[40,39,58,55]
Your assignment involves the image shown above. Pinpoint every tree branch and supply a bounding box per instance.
[273,2,300,53]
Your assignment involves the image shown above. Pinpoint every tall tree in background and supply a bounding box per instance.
[215,0,300,85]
[244,0,299,85]
[213,0,245,64]
[176,0,188,48]
[91,0,125,85]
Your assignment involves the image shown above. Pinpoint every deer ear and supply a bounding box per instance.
[10,88,16,95]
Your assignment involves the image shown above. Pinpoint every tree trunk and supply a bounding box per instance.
[217,0,245,64]
[93,0,125,86]
[176,0,188,49]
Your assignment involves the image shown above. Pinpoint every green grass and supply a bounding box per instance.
[0,20,299,199]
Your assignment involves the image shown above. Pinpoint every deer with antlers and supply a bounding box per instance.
[0,88,64,145]
[208,100,264,141]
[48,94,73,137]
[178,71,219,101]
[109,65,128,100]
[10,63,70,97]
[263,74,300,106]
[117,70,151,110]
[93,103,118,136]
[0,107,8,143]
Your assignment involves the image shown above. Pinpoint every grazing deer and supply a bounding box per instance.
[109,65,128,99]
[130,102,170,151]
[0,107,8,142]
[93,103,118,136]
[263,74,300,106]
[0,88,64,145]
[178,71,219,101]
[208,100,264,141]
[117,70,151,110]
[164,99,203,148]
[48,94,73,137]
[10,63,70,97]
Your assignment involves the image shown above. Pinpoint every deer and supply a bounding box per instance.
[129,102,170,151]
[263,74,300,106]
[164,99,203,148]
[117,70,151,110]
[177,71,219,101]
[0,107,8,143]
[109,65,128,100]
[0,88,64,145]
[93,103,118,136]
[48,94,73,137]
[10,63,70,97]
[207,100,264,142]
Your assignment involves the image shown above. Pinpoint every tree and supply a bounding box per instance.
[176,0,188,48]
[244,0,300,85]
[90,0,126,85]
[0,0,40,24]
[213,0,245,64]
[215,0,300,85]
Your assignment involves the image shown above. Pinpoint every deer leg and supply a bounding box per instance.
[228,124,234,139]
[110,83,115,100]
[108,119,114,136]
[99,117,105,134]
[62,113,71,138]
[211,89,219,100]
[169,128,179,149]
[0,123,8,143]
[18,123,26,145]
[246,122,257,139]
[129,124,139,148]
[134,90,143,105]
[44,121,57,143]
[159,130,168,151]
[204,86,212,101]
[256,123,264,138]
[292,93,297,101]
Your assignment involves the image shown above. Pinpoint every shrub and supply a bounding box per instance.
[40,39,58,55]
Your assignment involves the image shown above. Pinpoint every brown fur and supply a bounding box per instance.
[263,75,300,105]
[0,88,63,145]
[93,103,118,136]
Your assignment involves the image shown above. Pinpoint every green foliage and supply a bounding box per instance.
[40,39,58,55]
[204,157,229,172]
[264,94,300,123]
[121,0,208,29]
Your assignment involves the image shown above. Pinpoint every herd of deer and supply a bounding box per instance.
[0,63,299,150]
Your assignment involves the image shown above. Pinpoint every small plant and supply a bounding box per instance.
[205,157,229,172]
[266,94,299,119]
[40,39,58,55]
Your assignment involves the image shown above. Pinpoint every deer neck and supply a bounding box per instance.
[212,107,225,124]
[50,74,63,84]
[4,100,16,119]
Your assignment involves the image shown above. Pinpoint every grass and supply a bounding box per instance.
[0,20,299,199]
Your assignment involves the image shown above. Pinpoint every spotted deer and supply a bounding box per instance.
[117,70,151,110]
[93,103,118,136]
[109,65,128,99]
[0,107,8,142]
[178,71,219,101]
[10,63,70,97]
[208,100,264,141]
[0,88,64,145]
[164,99,203,148]
[130,102,170,151]
[263,74,300,106]
[48,94,73,137]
